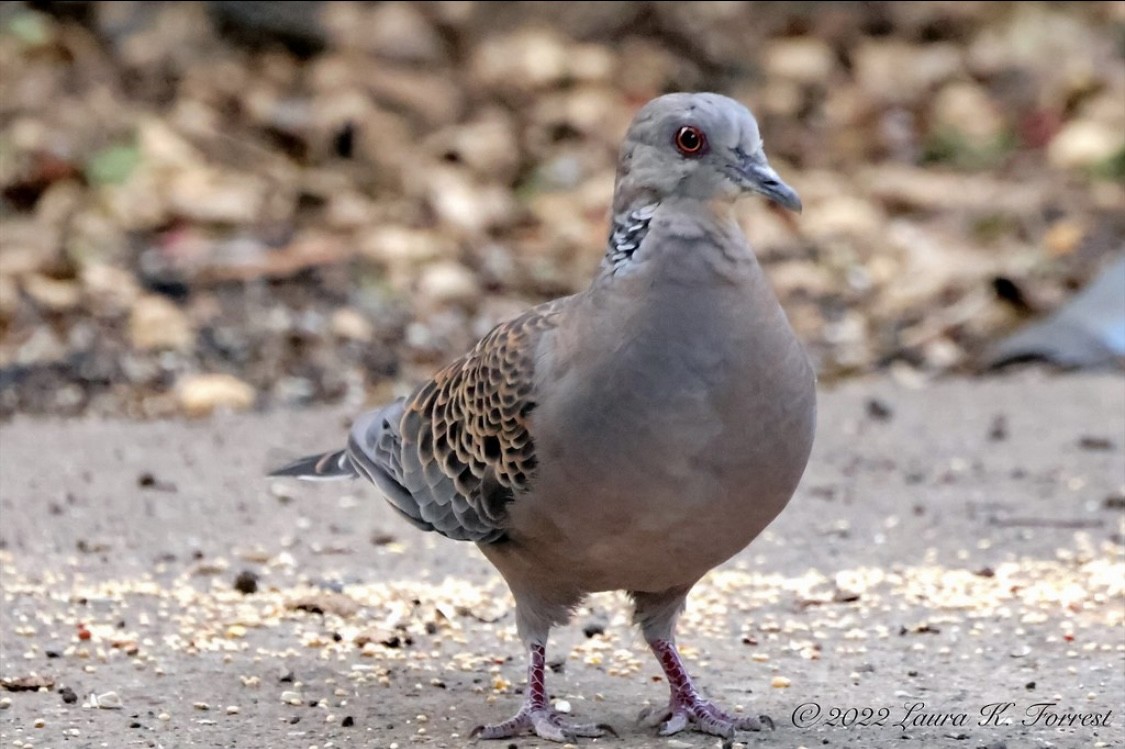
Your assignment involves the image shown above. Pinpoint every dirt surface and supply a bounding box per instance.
[1,371,1123,749]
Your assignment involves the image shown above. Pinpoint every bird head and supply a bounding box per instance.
[614,92,802,214]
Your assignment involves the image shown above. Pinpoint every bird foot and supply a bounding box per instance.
[639,698,774,739]
[472,704,615,743]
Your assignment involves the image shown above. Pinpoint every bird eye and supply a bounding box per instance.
[674,125,706,157]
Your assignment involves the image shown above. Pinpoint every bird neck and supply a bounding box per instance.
[602,201,660,274]
[599,198,750,283]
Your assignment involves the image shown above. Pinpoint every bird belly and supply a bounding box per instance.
[500,346,815,595]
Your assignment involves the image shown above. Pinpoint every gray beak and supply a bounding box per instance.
[735,155,803,213]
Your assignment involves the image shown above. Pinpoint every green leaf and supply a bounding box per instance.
[85,144,142,185]
[1089,145,1125,182]
[7,11,52,46]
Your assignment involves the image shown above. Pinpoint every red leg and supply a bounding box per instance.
[471,641,614,742]
[642,638,773,738]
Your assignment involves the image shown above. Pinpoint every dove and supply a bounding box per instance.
[271,92,816,742]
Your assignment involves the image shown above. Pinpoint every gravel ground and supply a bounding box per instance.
[1,371,1123,749]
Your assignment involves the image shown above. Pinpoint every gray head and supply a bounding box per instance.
[613,92,801,214]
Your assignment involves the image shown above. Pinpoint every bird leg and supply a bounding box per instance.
[471,640,613,742]
[640,638,773,739]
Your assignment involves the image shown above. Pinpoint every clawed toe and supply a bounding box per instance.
[659,710,691,735]
[642,699,775,739]
[472,706,613,743]
[637,704,671,728]
[737,713,774,731]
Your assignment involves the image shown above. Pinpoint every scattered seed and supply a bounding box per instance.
[1,674,55,691]
[290,592,360,618]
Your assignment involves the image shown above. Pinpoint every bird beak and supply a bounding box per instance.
[733,154,803,213]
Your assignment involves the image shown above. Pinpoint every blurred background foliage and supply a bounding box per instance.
[0,1,1122,419]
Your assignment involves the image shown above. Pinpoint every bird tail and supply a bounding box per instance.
[268,448,358,481]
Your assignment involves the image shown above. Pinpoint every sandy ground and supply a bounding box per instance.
[1,372,1123,749]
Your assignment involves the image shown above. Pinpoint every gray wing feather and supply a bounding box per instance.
[272,300,564,545]
[346,400,509,543]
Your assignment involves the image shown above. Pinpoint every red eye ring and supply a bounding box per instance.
[674,125,706,157]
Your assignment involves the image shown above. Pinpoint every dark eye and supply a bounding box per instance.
[674,125,706,157]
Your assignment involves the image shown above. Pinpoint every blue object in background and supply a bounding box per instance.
[987,256,1125,370]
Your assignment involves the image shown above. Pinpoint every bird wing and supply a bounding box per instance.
[275,298,566,544]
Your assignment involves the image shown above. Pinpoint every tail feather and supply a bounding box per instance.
[269,449,357,481]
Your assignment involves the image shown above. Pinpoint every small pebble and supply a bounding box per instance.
[866,398,893,421]
[330,308,374,342]
[33,718,45,728]
[233,570,259,595]
[158,712,171,721]
[0,697,11,709]
[582,621,606,638]
[771,676,791,688]
[176,373,256,417]
[988,414,1008,441]
[226,705,240,715]
[554,699,571,714]
[1078,435,1113,451]
[93,691,124,709]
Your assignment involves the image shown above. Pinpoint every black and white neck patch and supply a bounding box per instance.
[603,203,659,272]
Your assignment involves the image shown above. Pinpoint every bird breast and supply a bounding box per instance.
[507,267,816,594]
